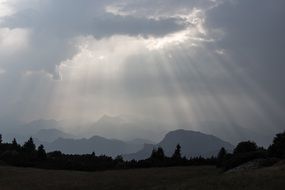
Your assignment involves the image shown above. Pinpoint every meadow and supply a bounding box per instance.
[0,164,285,190]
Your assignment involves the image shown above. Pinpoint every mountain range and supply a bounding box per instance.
[40,129,234,159]
[0,117,234,159]
[1,114,280,160]
[0,115,278,147]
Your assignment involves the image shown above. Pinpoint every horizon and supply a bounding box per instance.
[0,114,281,148]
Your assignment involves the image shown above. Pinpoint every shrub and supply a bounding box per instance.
[234,141,258,155]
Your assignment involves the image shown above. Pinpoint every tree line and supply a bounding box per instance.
[0,131,285,171]
[216,131,285,170]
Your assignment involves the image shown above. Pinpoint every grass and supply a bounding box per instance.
[0,165,285,190]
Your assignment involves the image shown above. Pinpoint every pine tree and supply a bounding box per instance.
[115,155,124,163]
[217,147,227,160]
[156,147,165,160]
[151,147,165,161]
[217,147,227,168]
[23,137,36,153]
[268,131,285,158]
[12,138,19,150]
[37,144,47,160]
[172,144,182,161]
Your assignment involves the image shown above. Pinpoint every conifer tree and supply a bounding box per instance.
[37,144,47,160]
[23,137,36,153]
[268,131,285,158]
[12,138,19,150]
[172,144,182,160]
[216,147,227,168]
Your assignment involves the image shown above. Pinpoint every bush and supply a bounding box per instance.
[234,141,258,155]
[222,150,267,170]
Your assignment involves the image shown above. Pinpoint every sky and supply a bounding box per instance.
[0,0,285,141]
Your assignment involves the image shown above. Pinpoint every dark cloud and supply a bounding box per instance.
[0,0,187,76]
[106,0,219,17]
[4,0,186,38]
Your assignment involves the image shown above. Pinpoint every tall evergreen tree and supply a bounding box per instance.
[268,131,285,158]
[156,147,165,160]
[37,144,47,160]
[217,147,227,160]
[12,138,19,150]
[115,155,123,161]
[172,144,182,160]
[151,147,165,161]
[216,147,227,168]
[23,137,36,153]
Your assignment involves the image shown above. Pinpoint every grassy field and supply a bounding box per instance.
[0,165,285,190]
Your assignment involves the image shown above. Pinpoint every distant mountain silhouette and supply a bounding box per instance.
[44,136,144,157]
[33,128,74,142]
[21,119,61,134]
[86,115,167,142]
[124,129,234,160]
[1,116,278,148]
[1,119,67,144]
